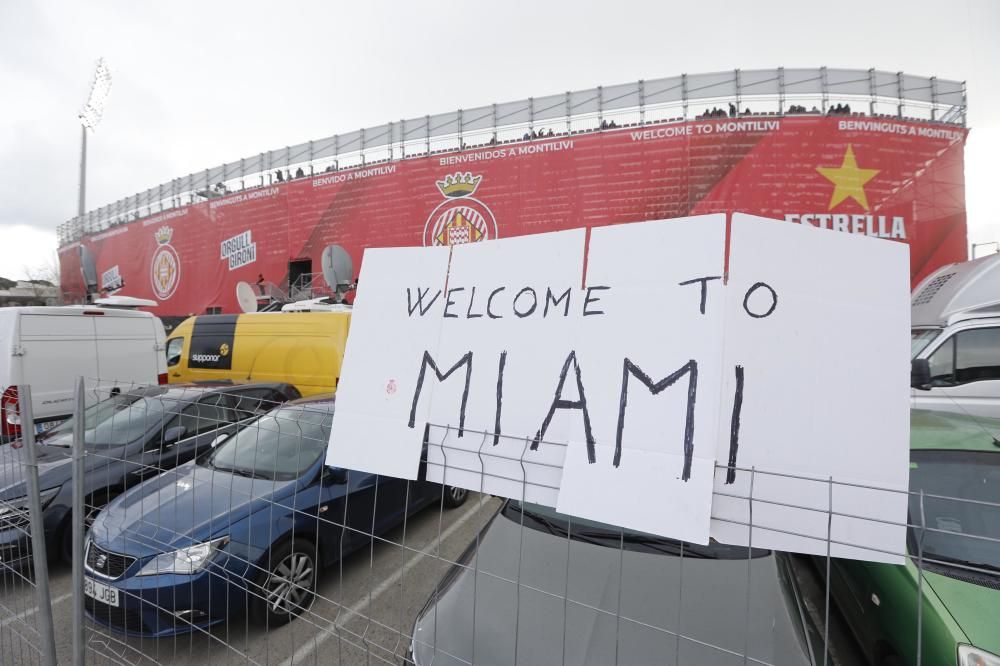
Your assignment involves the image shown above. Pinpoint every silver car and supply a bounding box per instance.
[409,500,849,665]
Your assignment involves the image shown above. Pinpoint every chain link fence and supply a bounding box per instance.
[1,378,998,665]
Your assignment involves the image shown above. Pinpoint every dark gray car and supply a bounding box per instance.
[0,382,299,568]
[409,500,840,666]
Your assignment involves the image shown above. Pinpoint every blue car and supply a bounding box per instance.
[84,395,468,636]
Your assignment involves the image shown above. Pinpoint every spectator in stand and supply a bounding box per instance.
[729,102,736,117]
[843,103,851,114]
[295,167,305,178]
[275,171,284,182]
[547,128,555,137]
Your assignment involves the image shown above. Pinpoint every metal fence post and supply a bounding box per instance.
[17,385,58,666]
[72,377,86,666]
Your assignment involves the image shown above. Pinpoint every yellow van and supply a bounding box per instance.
[164,311,350,396]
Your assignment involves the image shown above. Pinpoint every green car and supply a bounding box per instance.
[825,409,1000,666]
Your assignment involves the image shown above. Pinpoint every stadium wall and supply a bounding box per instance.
[58,115,967,316]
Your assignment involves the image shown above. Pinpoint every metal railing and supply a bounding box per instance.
[58,67,967,246]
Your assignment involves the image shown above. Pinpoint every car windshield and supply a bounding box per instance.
[205,406,332,481]
[909,450,1000,574]
[41,389,170,448]
[911,328,941,359]
[505,501,768,559]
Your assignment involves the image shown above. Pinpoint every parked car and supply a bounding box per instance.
[0,306,168,443]
[84,395,469,637]
[821,408,1000,666]
[910,253,1000,419]
[408,500,847,666]
[0,382,299,567]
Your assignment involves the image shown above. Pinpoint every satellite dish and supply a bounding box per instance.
[321,245,353,289]
[236,281,259,313]
[79,245,98,295]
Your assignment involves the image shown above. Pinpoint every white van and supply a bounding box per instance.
[0,306,167,442]
[910,253,1000,419]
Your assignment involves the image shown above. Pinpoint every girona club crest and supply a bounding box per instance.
[149,226,181,300]
[422,172,498,247]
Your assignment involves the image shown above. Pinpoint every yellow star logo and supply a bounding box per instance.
[816,145,880,211]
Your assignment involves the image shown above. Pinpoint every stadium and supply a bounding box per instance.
[57,67,969,319]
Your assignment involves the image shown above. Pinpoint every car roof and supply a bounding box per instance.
[910,409,1000,453]
[287,393,335,407]
[129,382,296,401]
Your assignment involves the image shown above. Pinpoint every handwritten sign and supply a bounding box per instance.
[328,214,910,559]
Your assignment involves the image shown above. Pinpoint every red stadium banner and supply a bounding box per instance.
[59,116,968,316]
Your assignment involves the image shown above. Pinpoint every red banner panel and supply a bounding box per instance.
[59,116,967,316]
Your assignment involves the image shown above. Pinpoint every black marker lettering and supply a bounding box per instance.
[743,282,778,318]
[678,276,722,315]
[443,287,464,318]
[513,287,538,318]
[487,287,505,319]
[493,351,507,446]
[533,351,596,462]
[406,287,442,316]
[544,287,571,317]
[725,365,745,485]
[466,286,483,319]
[616,359,698,480]
[408,350,473,437]
[583,286,610,316]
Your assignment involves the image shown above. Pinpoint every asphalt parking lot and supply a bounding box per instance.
[0,494,500,666]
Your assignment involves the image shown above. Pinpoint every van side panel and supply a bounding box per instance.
[168,313,349,395]
[188,316,238,371]
[19,314,99,421]
[94,315,160,391]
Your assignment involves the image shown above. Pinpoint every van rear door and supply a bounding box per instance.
[18,312,100,423]
[94,314,160,393]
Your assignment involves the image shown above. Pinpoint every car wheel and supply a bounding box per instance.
[250,538,318,627]
[442,485,468,508]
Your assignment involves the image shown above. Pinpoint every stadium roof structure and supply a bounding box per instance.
[59,67,966,246]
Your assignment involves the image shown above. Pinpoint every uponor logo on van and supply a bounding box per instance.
[191,354,222,363]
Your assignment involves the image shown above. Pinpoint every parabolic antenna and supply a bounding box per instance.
[236,281,259,313]
[321,245,354,289]
[79,245,98,294]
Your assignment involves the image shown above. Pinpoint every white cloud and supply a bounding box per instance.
[0,226,59,281]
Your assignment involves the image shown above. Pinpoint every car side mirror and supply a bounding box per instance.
[208,432,231,448]
[162,425,187,447]
[911,358,931,390]
[322,466,349,485]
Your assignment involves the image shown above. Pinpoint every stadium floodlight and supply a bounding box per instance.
[77,58,111,221]
[79,58,112,130]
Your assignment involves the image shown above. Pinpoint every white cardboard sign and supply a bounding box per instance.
[709,214,910,563]
[328,213,910,559]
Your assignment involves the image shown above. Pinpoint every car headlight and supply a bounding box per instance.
[0,487,61,516]
[960,645,1000,666]
[136,536,229,576]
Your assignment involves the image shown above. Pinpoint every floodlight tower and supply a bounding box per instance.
[77,59,112,217]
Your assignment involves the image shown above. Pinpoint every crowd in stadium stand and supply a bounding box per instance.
[697,102,853,119]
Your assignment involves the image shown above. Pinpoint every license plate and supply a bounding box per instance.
[35,420,61,435]
[84,577,119,608]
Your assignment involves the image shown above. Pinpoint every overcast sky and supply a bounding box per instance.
[1,0,997,280]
